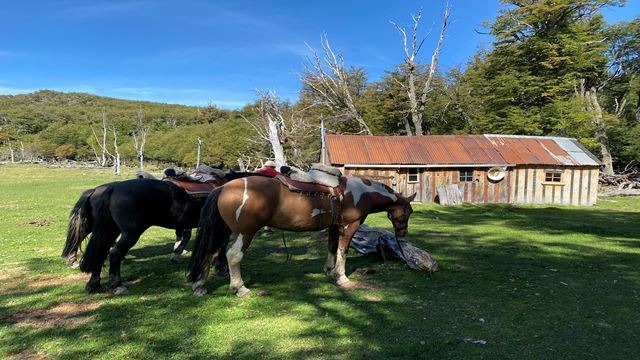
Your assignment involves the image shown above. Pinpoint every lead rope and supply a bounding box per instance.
[394,232,408,262]
[281,231,291,262]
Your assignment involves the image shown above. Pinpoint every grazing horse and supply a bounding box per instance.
[188,175,416,297]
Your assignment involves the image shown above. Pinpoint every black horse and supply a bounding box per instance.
[61,178,223,293]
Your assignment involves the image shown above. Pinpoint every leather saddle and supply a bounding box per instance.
[163,177,221,197]
[274,175,344,199]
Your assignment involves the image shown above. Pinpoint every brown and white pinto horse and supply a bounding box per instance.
[188,175,416,296]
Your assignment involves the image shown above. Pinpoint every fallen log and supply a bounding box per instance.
[598,188,640,197]
[350,224,438,272]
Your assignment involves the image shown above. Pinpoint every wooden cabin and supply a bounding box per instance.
[323,134,602,206]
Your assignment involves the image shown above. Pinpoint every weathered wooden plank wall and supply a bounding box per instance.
[342,166,599,206]
[510,166,599,206]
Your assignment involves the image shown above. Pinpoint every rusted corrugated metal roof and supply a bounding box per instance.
[324,134,601,167]
[484,135,602,166]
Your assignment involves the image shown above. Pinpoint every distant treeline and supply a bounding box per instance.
[1,1,638,172]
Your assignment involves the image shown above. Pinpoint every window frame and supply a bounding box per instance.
[459,169,474,182]
[544,171,562,183]
[407,168,419,183]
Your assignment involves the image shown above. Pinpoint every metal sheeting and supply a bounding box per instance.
[325,135,507,166]
[325,134,602,167]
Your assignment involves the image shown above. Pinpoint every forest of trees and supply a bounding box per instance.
[1,0,638,174]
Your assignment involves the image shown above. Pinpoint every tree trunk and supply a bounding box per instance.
[196,137,202,169]
[112,126,121,176]
[101,111,108,167]
[8,142,15,163]
[267,114,286,167]
[407,70,422,135]
[587,87,614,175]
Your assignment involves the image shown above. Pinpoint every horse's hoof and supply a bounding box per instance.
[70,261,80,269]
[193,287,207,296]
[236,286,251,297]
[113,286,129,295]
[170,254,181,263]
[86,284,104,294]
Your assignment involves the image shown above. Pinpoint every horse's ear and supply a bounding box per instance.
[406,193,417,202]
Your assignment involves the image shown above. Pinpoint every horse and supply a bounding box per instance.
[61,177,226,293]
[187,175,417,297]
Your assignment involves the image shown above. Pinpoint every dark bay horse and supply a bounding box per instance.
[62,178,224,293]
[188,175,416,297]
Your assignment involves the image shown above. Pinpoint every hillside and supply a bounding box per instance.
[0,90,256,167]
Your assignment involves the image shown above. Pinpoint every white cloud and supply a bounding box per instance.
[0,86,35,95]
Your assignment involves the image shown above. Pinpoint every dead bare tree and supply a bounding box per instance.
[91,110,122,175]
[99,109,108,166]
[112,126,121,176]
[132,106,147,171]
[7,141,15,163]
[584,86,614,175]
[391,4,450,135]
[196,137,203,169]
[242,90,315,168]
[300,34,372,135]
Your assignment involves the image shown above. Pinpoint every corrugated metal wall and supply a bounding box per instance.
[343,166,599,206]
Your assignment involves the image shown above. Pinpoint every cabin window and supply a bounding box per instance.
[408,168,419,183]
[459,169,474,182]
[545,171,562,182]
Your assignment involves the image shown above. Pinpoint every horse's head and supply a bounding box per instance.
[386,193,416,237]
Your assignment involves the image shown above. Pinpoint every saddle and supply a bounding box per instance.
[163,177,221,197]
[274,174,346,227]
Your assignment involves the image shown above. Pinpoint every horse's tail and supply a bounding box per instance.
[61,188,95,263]
[188,188,230,282]
[79,187,117,274]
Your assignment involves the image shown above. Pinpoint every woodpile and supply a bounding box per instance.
[599,164,640,196]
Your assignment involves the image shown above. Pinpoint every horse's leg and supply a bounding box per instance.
[324,225,340,275]
[332,221,360,286]
[213,243,229,278]
[108,231,141,294]
[171,229,191,263]
[226,232,252,297]
[85,228,120,294]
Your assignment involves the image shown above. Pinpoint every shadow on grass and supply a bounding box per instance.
[1,204,639,359]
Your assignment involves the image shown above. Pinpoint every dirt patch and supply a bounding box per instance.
[337,280,385,291]
[29,273,89,288]
[4,302,101,329]
[27,219,49,227]
[7,349,54,360]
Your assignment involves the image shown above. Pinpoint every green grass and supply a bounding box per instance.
[1,164,639,359]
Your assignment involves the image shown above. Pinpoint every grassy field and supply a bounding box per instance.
[0,164,639,359]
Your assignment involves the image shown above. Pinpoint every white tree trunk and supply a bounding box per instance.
[101,111,108,167]
[587,87,614,176]
[112,126,121,176]
[267,114,286,167]
[196,137,202,169]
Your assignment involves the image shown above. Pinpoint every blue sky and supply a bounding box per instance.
[0,1,637,108]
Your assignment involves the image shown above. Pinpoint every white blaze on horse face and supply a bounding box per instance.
[345,176,397,206]
[310,208,326,217]
[235,177,250,221]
